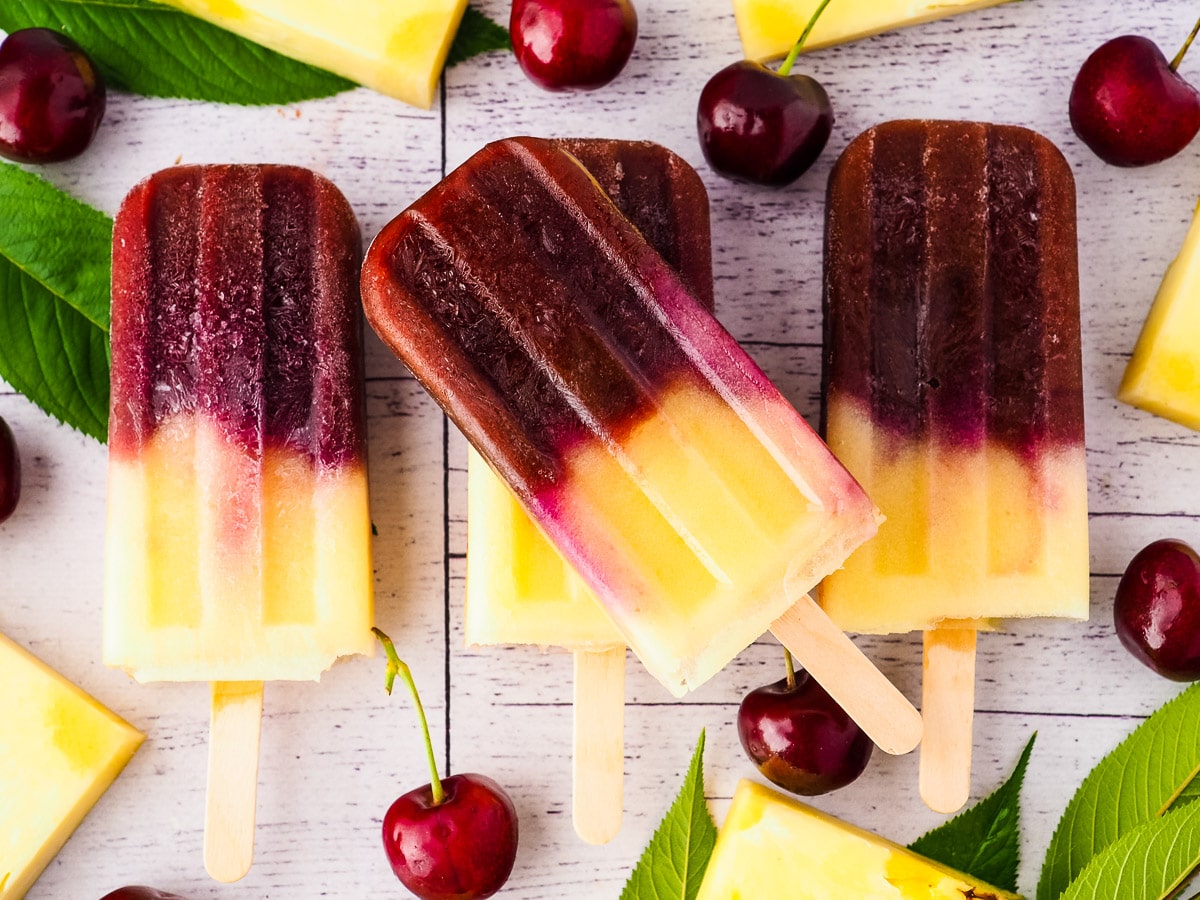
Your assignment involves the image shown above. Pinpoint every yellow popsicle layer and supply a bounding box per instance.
[0,633,144,900]
[159,0,468,108]
[733,0,1015,61]
[105,414,374,682]
[465,448,623,650]
[546,381,878,696]
[821,399,1089,634]
[1119,199,1200,430]
[697,780,1021,899]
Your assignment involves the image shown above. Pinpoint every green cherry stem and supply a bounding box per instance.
[778,0,835,77]
[1170,13,1200,72]
[784,648,797,690]
[373,626,445,805]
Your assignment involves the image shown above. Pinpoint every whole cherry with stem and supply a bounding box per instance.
[737,648,873,796]
[1069,13,1200,167]
[374,628,519,900]
[697,0,835,186]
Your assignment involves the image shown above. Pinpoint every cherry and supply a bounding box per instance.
[0,28,106,164]
[1069,16,1200,167]
[510,0,637,92]
[374,629,518,900]
[98,889,190,900]
[1114,539,1200,681]
[737,651,872,795]
[697,0,834,187]
[0,416,18,524]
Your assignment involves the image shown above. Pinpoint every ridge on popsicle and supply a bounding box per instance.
[361,135,921,756]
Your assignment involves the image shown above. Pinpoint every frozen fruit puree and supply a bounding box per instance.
[0,632,143,900]
[696,780,1021,899]
[362,136,879,697]
[1120,196,1200,430]
[733,0,1015,61]
[820,120,1089,634]
[158,0,467,108]
[465,138,714,652]
[105,164,373,683]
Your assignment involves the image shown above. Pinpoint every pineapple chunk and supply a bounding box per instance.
[732,0,1016,61]
[160,0,468,108]
[0,633,144,900]
[696,780,1022,899]
[1120,199,1200,431]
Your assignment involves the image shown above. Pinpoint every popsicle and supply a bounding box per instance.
[157,0,467,108]
[820,120,1088,811]
[363,136,921,755]
[105,164,373,880]
[1119,197,1200,430]
[733,0,1015,62]
[695,779,1021,900]
[1,631,144,900]
[465,138,715,843]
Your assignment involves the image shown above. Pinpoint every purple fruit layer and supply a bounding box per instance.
[362,137,755,501]
[110,165,365,468]
[823,120,1084,457]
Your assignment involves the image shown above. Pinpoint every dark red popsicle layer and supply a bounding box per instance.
[362,138,717,500]
[823,120,1084,456]
[109,165,365,468]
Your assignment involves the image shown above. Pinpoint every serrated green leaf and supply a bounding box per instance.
[446,6,510,68]
[621,731,717,900]
[0,0,354,104]
[908,733,1035,892]
[1039,684,1200,900]
[0,164,111,440]
[1059,802,1200,900]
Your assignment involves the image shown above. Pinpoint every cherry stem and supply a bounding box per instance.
[778,0,835,77]
[1170,13,1200,72]
[373,627,445,805]
[784,648,797,690]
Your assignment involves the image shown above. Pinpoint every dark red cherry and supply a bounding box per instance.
[1114,539,1200,681]
[0,28,106,163]
[510,0,637,92]
[697,59,832,186]
[1069,20,1200,167]
[383,772,519,900]
[0,416,19,524]
[737,658,872,795]
[98,889,190,900]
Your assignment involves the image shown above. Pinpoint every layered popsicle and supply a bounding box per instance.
[696,780,1020,900]
[1119,197,1200,430]
[464,138,714,843]
[105,164,374,878]
[157,0,468,108]
[733,0,1016,62]
[363,137,919,753]
[1,632,144,900]
[820,120,1088,809]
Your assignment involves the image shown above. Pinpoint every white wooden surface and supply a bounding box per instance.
[3,0,1200,896]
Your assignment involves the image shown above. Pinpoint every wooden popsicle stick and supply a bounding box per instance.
[919,626,977,814]
[770,596,922,756]
[204,680,264,883]
[572,647,625,845]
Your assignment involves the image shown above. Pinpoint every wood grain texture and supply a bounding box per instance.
[1,0,1199,897]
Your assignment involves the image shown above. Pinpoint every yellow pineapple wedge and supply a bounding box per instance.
[733,0,1015,61]
[1120,199,1200,431]
[696,780,1022,899]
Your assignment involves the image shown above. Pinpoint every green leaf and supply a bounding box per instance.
[0,0,354,104]
[0,164,111,440]
[621,731,718,900]
[1059,802,1200,900]
[1039,684,1200,900]
[446,6,510,68]
[909,733,1035,892]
